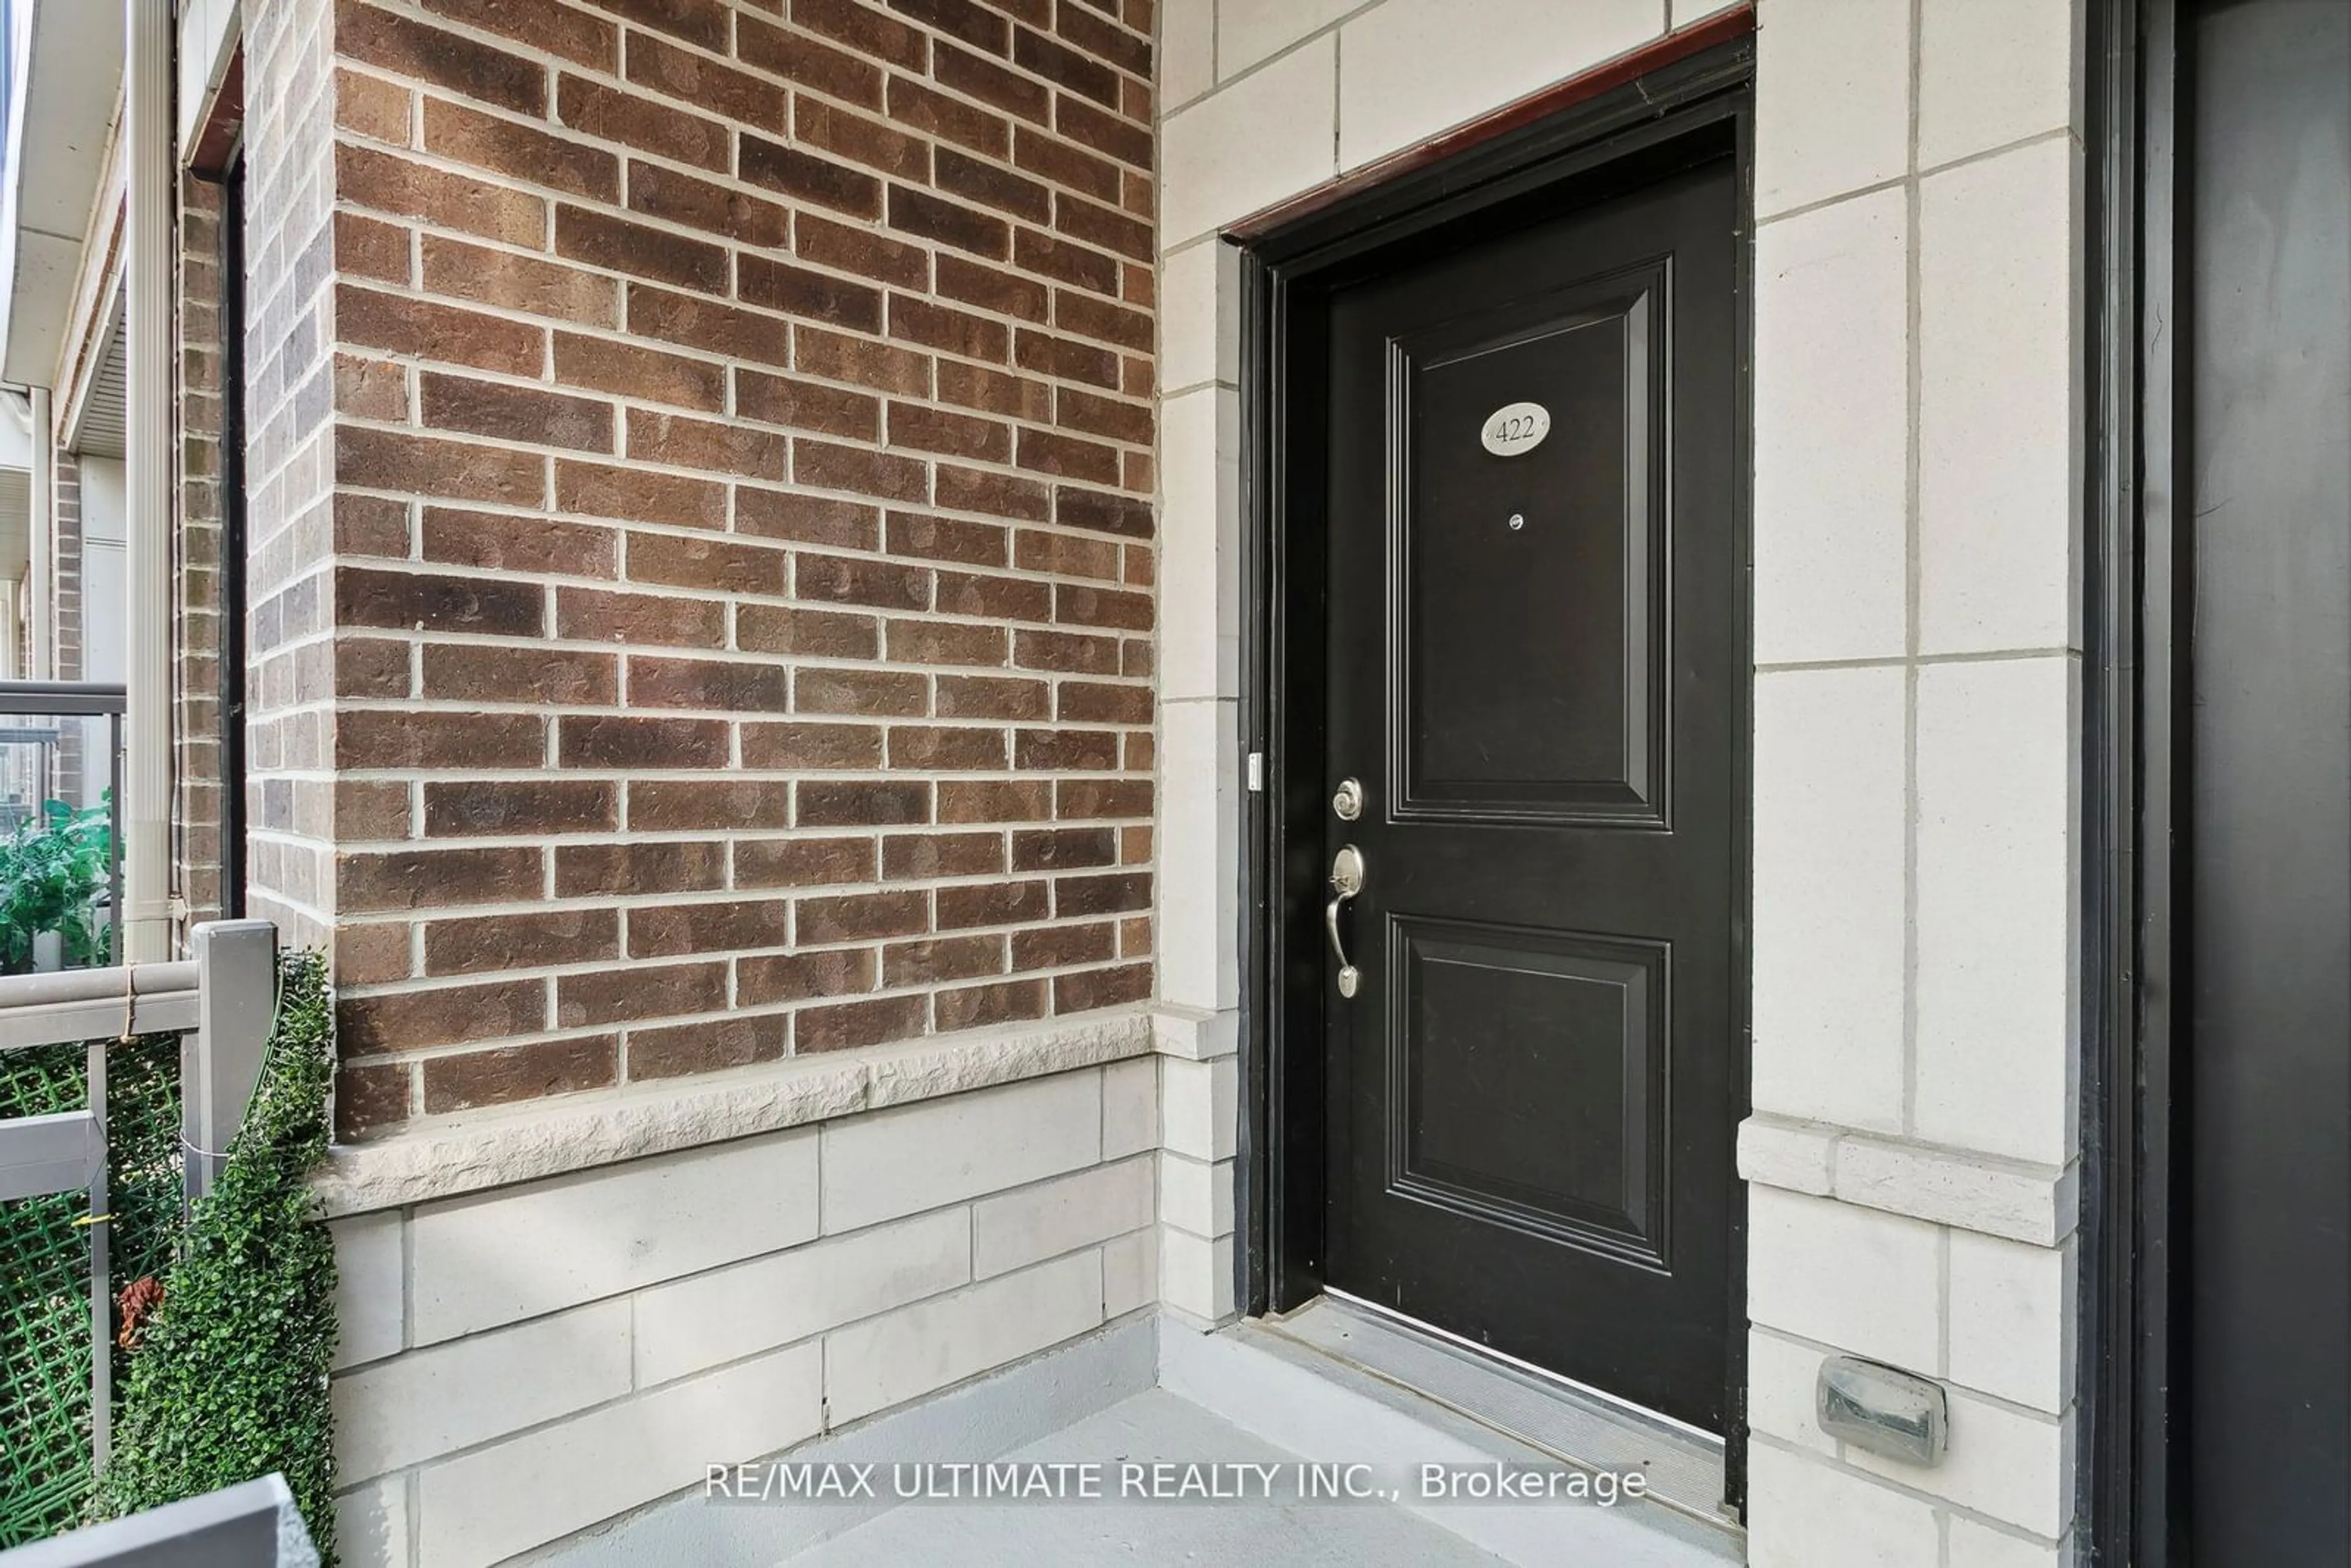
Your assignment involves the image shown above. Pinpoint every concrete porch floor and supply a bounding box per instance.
[779,1389,1506,1567]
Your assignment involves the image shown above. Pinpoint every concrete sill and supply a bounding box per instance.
[313,1005,1154,1217]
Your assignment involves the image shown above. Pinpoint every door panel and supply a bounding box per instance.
[1317,156,1739,1431]
[2183,1,2351,1558]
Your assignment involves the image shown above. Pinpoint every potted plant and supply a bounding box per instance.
[0,798,115,974]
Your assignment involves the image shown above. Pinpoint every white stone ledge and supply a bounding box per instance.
[314,1008,1155,1218]
[1739,1114,2079,1247]
[1151,1003,1239,1060]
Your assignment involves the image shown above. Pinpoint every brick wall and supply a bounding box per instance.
[254,0,1158,1136]
[176,170,230,930]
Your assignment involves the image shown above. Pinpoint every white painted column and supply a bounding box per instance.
[29,385,51,681]
[121,0,173,961]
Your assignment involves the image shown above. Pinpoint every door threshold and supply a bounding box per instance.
[1260,1293,1735,1530]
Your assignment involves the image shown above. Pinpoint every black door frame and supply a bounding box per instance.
[2082,0,2182,1559]
[1229,34,1757,1497]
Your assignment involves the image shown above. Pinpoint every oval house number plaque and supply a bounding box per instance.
[1480,400,1551,457]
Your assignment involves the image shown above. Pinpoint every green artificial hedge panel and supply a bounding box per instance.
[90,950,339,1562]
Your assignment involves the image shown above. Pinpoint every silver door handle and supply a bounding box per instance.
[1326,844,1365,999]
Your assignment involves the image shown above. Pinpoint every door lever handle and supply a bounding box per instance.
[1325,844,1365,999]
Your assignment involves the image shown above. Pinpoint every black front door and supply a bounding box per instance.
[2180,0,2350,1557]
[1313,154,1741,1431]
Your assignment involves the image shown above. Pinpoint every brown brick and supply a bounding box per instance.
[797,888,929,942]
[938,568,1051,621]
[558,714,729,768]
[1057,286,1153,347]
[336,353,409,421]
[937,361,1054,422]
[887,184,1009,258]
[883,830,1005,878]
[938,778,1051,822]
[337,779,418,839]
[795,97,928,181]
[794,0,926,67]
[737,488,883,548]
[598,0,732,51]
[1014,326,1120,388]
[737,370,880,440]
[1057,1,1152,77]
[421,372,616,453]
[736,603,880,658]
[1123,730,1154,770]
[797,552,931,610]
[1057,92,1151,170]
[738,256,883,332]
[738,947,877,1004]
[885,934,1005,986]
[623,30,788,131]
[1012,826,1116,871]
[337,211,413,285]
[888,0,1010,54]
[795,666,929,717]
[338,427,548,506]
[626,162,789,247]
[338,710,547,769]
[1058,388,1153,445]
[628,409,789,481]
[555,841,726,896]
[798,779,930,825]
[557,960,726,1026]
[1057,777,1152,818]
[1054,962,1150,1011]
[426,779,618,835]
[626,781,794,830]
[936,977,1047,1030]
[628,531,789,595]
[339,1,546,116]
[1057,679,1152,724]
[886,402,1008,462]
[936,252,1052,318]
[336,66,413,145]
[796,213,930,290]
[558,73,729,170]
[1054,484,1152,538]
[1015,527,1119,579]
[939,148,1050,224]
[888,295,1010,362]
[627,1016,786,1078]
[1012,125,1121,204]
[888,724,1007,768]
[418,0,619,70]
[1054,870,1152,917]
[741,135,883,219]
[795,440,930,503]
[1010,919,1116,969]
[422,236,619,328]
[937,673,1049,719]
[1056,581,1153,630]
[554,332,727,414]
[1018,427,1121,484]
[629,653,791,711]
[735,12,885,108]
[741,721,885,769]
[336,1062,412,1138]
[1013,24,1117,105]
[629,897,792,957]
[1016,727,1119,770]
[337,637,410,698]
[424,908,620,975]
[885,74,1009,157]
[557,460,728,528]
[422,97,618,202]
[342,977,545,1051]
[421,642,617,703]
[340,846,544,912]
[936,39,1049,123]
[937,879,1049,929]
[628,287,793,369]
[885,618,1007,666]
[339,284,544,376]
[795,326,931,396]
[797,994,928,1053]
[337,565,544,634]
[888,509,1007,566]
[337,143,546,247]
[557,205,728,294]
[735,835,879,888]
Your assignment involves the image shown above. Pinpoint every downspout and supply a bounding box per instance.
[28,383,48,679]
[121,0,170,961]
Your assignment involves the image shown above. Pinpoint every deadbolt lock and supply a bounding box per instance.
[1332,777,1364,821]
